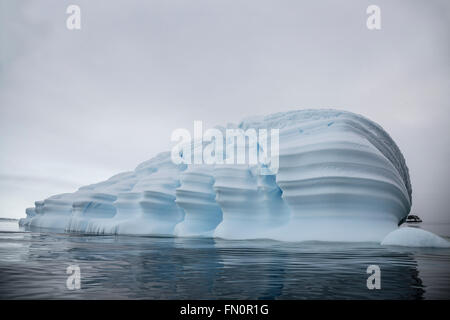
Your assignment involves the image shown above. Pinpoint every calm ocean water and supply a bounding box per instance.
[0,220,449,299]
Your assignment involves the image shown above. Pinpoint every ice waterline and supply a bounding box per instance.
[18,109,448,247]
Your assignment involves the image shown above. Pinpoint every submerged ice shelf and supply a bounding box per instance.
[381,227,450,248]
[20,109,417,243]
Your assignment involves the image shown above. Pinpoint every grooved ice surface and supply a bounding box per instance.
[20,109,414,242]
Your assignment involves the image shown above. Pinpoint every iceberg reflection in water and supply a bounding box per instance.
[1,222,449,299]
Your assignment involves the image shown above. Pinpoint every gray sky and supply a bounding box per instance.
[0,0,449,222]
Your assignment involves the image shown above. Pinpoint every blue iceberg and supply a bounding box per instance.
[20,109,414,242]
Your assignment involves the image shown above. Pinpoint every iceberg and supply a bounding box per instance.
[19,109,413,242]
[381,227,450,248]
[174,165,223,237]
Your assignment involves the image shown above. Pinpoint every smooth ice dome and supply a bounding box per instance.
[20,109,413,242]
[381,227,450,248]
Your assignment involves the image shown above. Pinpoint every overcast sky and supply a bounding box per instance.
[0,0,449,222]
